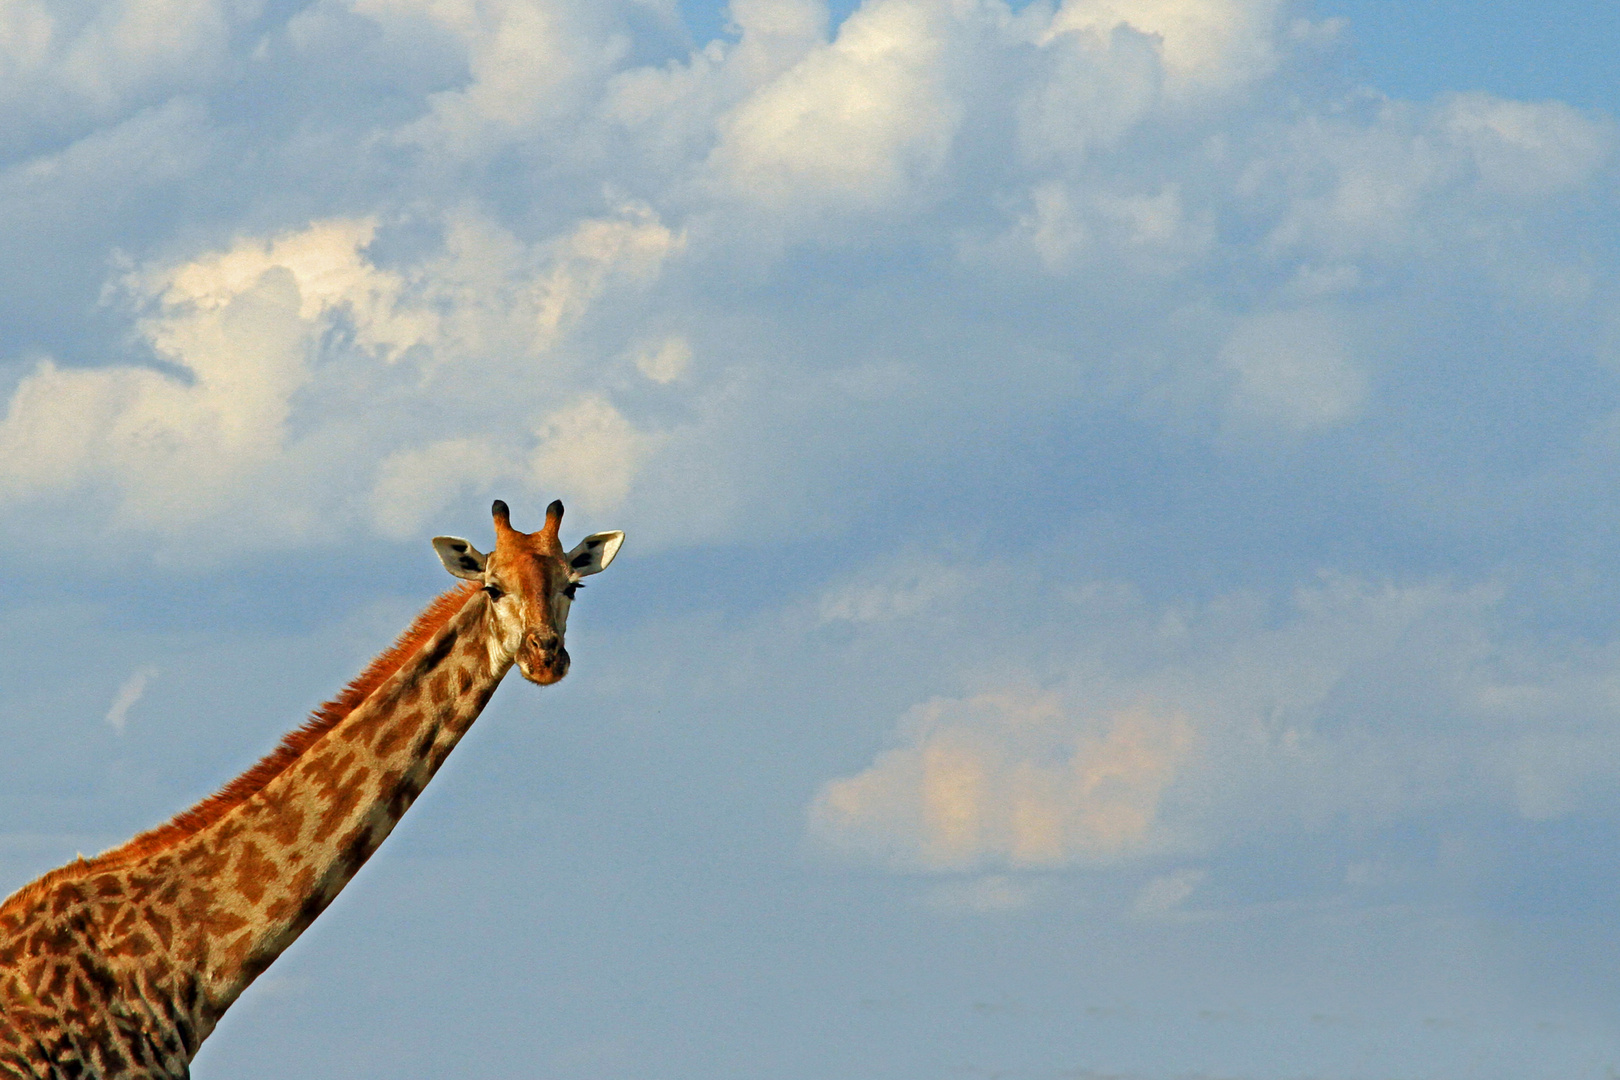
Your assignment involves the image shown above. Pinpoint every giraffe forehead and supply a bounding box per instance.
[492,546,567,589]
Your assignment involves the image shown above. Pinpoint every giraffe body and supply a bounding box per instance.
[0,501,621,1077]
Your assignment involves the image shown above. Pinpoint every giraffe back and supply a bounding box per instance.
[0,863,197,1079]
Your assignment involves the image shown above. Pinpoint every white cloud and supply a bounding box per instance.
[533,204,685,342]
[0,1,53,76]
[530,396,655,514]
[0,203,681,546]
[1017,20,1161,166]
[1042,0,1287,98]
[707,0,962,213]
[0,217,412,535]
[1220,307,1364,432]
[0,272,311,531]
[1440,93,1614,198]
[806,553,1620,876]
[54,0,232,106]
[810,690,1195,870]
[1006,179,1213,274]
[370,437,509,539]
[818,560,964,623]
[141,217,432,359]
[358,0,622,157]
[0,98,207,226]
[381,203,681,370]
[726,0,829,77]
[1251,94,1614,264]
[105,665,158,733]
[633,336,693,383]
[0,0,1610,574]
[0,0,239,145]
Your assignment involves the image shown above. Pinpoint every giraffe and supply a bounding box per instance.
[0,499,622,1079]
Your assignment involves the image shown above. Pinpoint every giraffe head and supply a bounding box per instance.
[431,499,624,685]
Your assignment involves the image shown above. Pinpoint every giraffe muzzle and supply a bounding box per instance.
[516,633,569,685]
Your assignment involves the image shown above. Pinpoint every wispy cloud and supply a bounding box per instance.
[104,666,157,734]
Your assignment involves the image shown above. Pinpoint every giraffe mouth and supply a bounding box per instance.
[517,645,569,685]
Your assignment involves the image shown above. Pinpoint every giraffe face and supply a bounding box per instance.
[432,499,623,685]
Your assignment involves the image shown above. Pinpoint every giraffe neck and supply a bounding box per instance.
[21,587,515,1069]
[0,587,520,1075]
[183,588,508,1020]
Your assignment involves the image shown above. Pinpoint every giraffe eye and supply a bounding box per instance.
[483,584,504,600]
[563,582,580,600]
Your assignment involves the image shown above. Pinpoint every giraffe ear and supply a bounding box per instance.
[433,536,489,580]
[565,531,624,577]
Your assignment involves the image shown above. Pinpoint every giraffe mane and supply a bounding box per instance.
[14,581,483,896]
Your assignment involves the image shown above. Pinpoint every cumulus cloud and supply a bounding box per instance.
[0,218,388,536]
[811,691,1194,870]
[1440,92,1614,197]
[706,0,963,213]
[0,203,681,546]
[805,548,1620,879]
[1004,179,1214,274]
[359,0,624,157]
[0,271,311,530]
[0,0,239,144]
[530,396,656,514]
[1042,0,1288,97]
[369,437,508,539]
[0,0,1612,565]
[143,218,430,357]
[1016,21,1161,166]
[532,205,685,341]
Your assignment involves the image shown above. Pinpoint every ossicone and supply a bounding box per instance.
[538,499,564,546]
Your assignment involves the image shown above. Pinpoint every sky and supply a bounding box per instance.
[1,0,1618,1077]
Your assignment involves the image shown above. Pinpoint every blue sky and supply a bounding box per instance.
[1322,0,1619,114]
[1,1,1619,1076]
